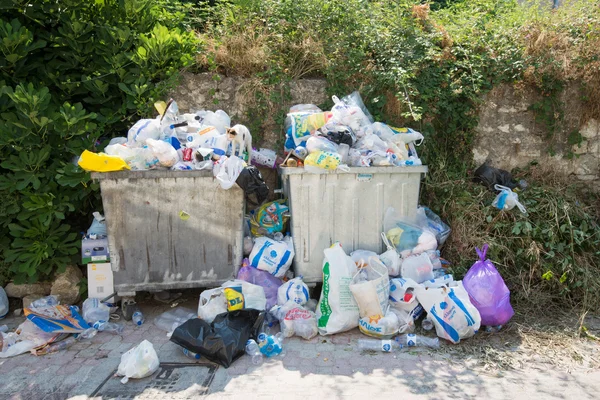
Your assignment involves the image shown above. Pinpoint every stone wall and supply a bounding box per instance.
[474,84,599,190]
[171,72,328,148]
[172,74,600,189]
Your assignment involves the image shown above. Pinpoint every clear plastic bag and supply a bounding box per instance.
[383,207,438,257]
[270,301,318,340]
[305,136,339,154]
[492,184,526,214]
[146,139,179,168]
[215,155,244,190]
[421,207,451,247]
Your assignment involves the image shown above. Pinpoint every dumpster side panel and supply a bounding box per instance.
[284,169,423,283]
[98,175,243,293]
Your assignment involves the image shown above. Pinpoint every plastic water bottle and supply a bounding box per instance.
[358,339,403,352]
[396,333,440,348]
[272,232,284,241]
[77,328,98,340]
[182,347,201,360]
[132,311,145,326]
[30,295,59,309]
[422,318,434,331]
[93,321,124,334]
[245,339,264,365]
[0,325,8,333]
[36,336,78,355]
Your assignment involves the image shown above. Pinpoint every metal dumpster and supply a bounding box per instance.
[92,170,244,297]
[281,166,428,283]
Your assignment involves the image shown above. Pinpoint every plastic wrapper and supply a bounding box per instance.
[304,151,341,171]
[170,310,264,368]
[463,245,514,326]
[289,104,322,113]
[250,200,289,236]
[214,156,244,190]
[284,111,333,151]
[24,305,89,333]
[492,184,526,214]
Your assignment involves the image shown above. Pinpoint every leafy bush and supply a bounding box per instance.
[0,0,200,284]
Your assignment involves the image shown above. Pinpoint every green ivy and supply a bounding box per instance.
[0,0,201,284]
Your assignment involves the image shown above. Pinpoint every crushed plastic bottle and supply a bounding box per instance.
[36,337,77,355]
[485,325,503,333]
[132,311,145,326]
[93,321,124,334]
[245,339,264,365]
[396,333,439,348]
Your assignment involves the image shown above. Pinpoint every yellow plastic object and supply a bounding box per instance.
[77,150,130,172]
[224,287,244,311]
[386,227,404,247]
[154,100,167,116]
[304,151,341,170]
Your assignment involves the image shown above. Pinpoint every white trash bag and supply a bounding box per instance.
[316,243,360,335]
[349,257,390,318]
[249,236,295,279]
[277,277,309,306]
[215,155,244,190]
[127,118,161,145]
[380,233,401,276]
[492,184,526,214]
[415,281,481,344]
[197,288,227,323]
[117,340,160,384]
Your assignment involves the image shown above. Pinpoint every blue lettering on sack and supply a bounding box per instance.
[447,289,476,326]
[430,305,460,343]
[359,319,382,332]
[251,242,272,268]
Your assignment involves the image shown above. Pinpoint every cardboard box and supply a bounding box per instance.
[87,263,115,302]
[82,237,110,264]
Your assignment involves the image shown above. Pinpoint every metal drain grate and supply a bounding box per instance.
[91,362,218,400]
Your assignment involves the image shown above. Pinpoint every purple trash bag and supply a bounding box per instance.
[237,260,282,310]
[463,244,514,326]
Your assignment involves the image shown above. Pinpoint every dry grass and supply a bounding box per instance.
[521,1,600,119]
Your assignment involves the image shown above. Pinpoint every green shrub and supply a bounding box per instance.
[0,0,200,283]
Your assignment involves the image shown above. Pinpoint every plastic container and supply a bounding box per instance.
[358,339,403,352]
[82,298,110,325]
[245,339,264,365]
[182,347,201,360]
[396,333,439,348]
[132,311,145,326]
[280,166,427,282]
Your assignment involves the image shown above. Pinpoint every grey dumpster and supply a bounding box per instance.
[281,166,428,283]
[92,170,244,297]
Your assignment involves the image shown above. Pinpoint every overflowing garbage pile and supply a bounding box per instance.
[281,92,423,170]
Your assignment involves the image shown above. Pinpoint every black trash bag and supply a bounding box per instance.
[236,166,269,207]
[473,163,517,190]
[325,130,353,147]
[170,310,265,368]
